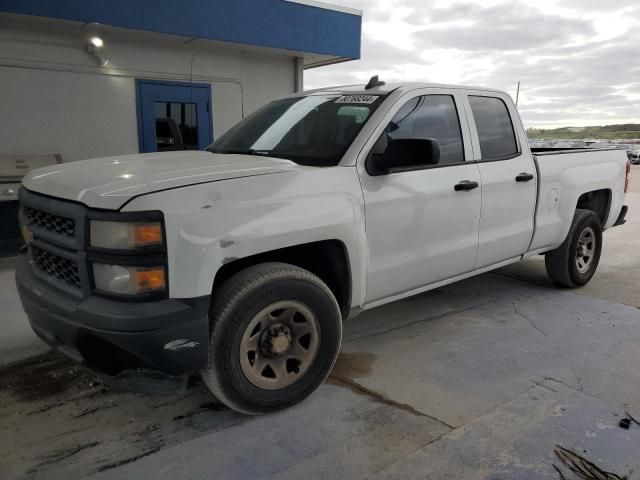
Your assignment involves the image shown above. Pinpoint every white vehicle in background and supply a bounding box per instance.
[16,77,629,414]
[629,151,640,164]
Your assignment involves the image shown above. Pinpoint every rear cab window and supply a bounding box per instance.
[468,95,519,160]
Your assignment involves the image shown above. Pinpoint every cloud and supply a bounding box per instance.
[305,37,419,88]
[411,3,593,51]
[560,0,638,11]
[305,0,640,128]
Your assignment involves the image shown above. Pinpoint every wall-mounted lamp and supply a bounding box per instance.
[87,36,109,66]
[88,36,104,49]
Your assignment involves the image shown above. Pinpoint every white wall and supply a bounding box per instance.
[0,14,297,162]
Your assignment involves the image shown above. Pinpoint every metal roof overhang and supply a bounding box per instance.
[0,0,361,68]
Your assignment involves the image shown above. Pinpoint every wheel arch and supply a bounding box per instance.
[212,240,352,320]
[553,188,611,249]
[575,188,611,225]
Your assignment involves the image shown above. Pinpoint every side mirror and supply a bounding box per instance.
[366,135,441,176]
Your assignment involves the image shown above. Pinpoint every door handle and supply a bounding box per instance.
[515,173,534,182]
[454,180,479,191]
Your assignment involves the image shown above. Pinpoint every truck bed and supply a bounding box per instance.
[530,147,624,155]
[528,147,628,254]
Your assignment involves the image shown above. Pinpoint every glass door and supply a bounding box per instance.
[136,80,213,153]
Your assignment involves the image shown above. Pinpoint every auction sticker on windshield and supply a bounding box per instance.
[335,95,379,104]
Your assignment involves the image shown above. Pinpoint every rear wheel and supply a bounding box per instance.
[545,209,602,287]
[201,262,342,414]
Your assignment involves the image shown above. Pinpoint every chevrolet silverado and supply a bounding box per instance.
[15,78,629,414]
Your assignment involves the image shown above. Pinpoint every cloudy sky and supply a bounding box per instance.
[305,0,640,128]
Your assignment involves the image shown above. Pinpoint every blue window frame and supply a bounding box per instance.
[135,80,213,153]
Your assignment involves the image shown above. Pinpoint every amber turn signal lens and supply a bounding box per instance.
[134,223,163,247]
[93,264,167,295]
[90,220,164,250]
[134,267,166,292]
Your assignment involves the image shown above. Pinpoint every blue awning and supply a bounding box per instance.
[0,0,361,61]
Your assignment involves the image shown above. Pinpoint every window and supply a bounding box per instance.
[136,80,212,152]
[468,96,518,160]
[208,95,383,167]
[385,95,464,165]
[154,102,199,151]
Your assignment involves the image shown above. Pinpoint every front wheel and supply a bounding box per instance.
[545,208,603,287]
[201,262,342,414]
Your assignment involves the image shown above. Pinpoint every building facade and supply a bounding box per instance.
[0,0,361,162]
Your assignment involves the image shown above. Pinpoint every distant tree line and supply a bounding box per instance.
[527,124,640,140]
[600,124,640,132]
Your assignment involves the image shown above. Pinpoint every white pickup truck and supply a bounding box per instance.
[16,79,629,414]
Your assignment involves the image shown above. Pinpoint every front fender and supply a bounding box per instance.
[122,168,367,307]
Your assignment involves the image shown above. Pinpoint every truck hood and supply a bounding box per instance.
[22,151,302,210]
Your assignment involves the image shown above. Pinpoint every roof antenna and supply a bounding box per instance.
[365,75,385,90]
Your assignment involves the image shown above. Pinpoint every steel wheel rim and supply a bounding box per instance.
[575,226,596,274]
[239,300,320,390]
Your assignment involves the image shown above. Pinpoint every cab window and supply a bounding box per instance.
[386,95,464,165]
[469,96,519,160]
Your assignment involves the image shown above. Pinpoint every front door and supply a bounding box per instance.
[136,80,213,153]
[359,91,481,303]
[464,92,537,268]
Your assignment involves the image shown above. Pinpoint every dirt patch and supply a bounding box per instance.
[330,351,377,381]
[173,401,226,421]
[0,352,244,480]
[0,351,98,402]
[328,350,454,427]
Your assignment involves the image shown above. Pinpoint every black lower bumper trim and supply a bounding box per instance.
[613,205,628,227]
[15,253,210,376]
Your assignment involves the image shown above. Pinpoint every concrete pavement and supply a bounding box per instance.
[0,256,48,366]
[81,273,640,480]
[3,267,639,479]
[498,165,640,309]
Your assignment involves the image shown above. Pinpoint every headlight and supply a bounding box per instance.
[90,221,163,250]
[93,263,166,295]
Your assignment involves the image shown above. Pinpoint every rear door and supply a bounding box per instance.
[463,91,537,268]
[359,89,481,303]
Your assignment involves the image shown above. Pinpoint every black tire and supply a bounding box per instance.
[545,208,602,287]
[201,262,342,414]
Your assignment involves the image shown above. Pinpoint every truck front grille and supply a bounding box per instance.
[23,205,76,238]
[19,189,88,295]
[31,244,81,289]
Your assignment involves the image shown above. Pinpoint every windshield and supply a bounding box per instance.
[207,94,384,167]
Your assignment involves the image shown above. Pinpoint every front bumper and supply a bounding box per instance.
[15,253,209,376]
